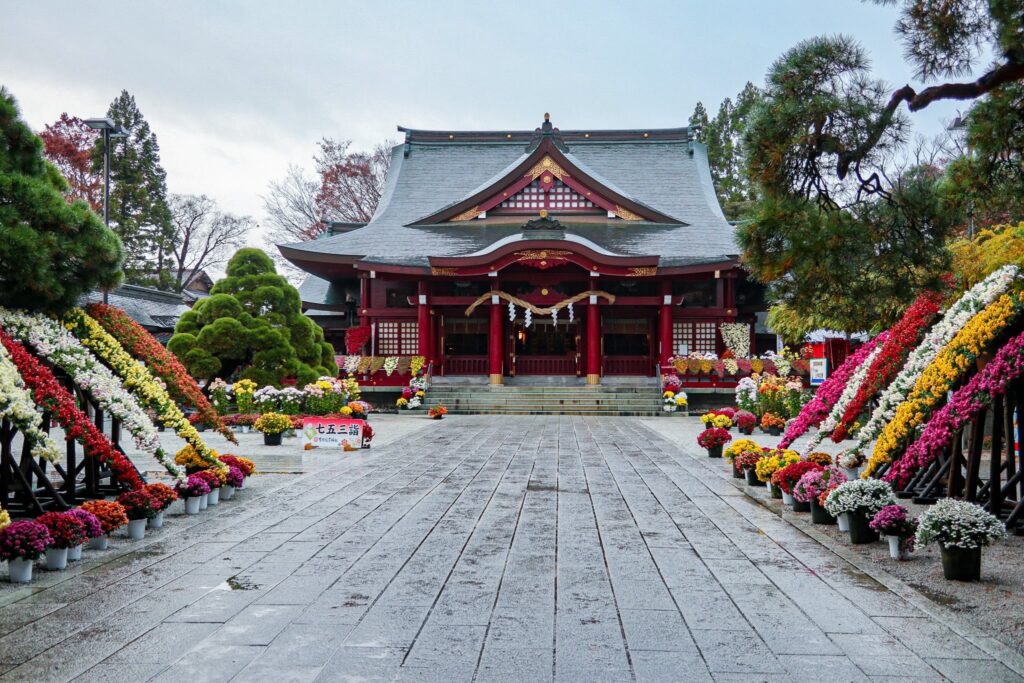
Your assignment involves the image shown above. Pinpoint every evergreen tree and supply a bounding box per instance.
[689,83,762,220]
[168,248,336,386]
[0,87,123,312]
[96,90,174,288]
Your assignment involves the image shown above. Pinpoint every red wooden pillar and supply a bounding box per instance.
[586,292,600,385]
[489,295,503,384]
[359,277,370,327]
[417,281,430,359]
[659,281,673,366]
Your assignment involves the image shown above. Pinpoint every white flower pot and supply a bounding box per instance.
[837,513,850,532]
[208,488,220,506]
[44,547,68,571]
[200,493,209,510]
[886,535,909,560]
[126,518,147,541]
[88,536,109,551]
[221,485,235,501]
[842,467,860,480]
[148,511,165,529]
[185,496,201,515]
[765,481,772,492]
[782,491,795,505]
[67,544,83,561]
[7,557,33,583]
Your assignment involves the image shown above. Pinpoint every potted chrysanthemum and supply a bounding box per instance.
[755,449,800,498]
[65,509,102,560]
[697,427,731,458]
[36,511,88,571]
[193,470,221,508]
[144,483,178,529]
[734,410,757,435]
[736,451,764,486]
[0,520,51,583]
[793,466,847,524]
[823,480,896,544]
[117,490,161,540]
[772,461,823,510]
[80,500,129,550]
[222,465,245,500]
[870,505,917,561]
[725,439,761,479]
[916,499,1005,581]
[176,474,211,515]
[836,450,866,481]
[255,412,292,445]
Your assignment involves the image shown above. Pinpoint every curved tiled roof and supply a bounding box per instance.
[279,123,738,270]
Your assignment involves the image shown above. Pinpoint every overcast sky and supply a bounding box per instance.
[2,0,966,249]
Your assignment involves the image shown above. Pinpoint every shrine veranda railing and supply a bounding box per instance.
[0,367,138,517]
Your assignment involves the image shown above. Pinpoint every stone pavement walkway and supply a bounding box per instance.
[1,416,1022,682]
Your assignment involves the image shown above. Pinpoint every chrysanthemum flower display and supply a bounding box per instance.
[0,338,62,462]
[81,499,129,535]
[84,303,236,444]
[64,308,225,472]
[777,335,884,449]
[802,331,890,452]
[831,290,944,442]
[755,449,800,483]
[36,511,88,549]
[847,265,1019,468]
[885,329,1024,488]
[865,290,1024,477]
[0,331,145,489]
[0,308,186,481]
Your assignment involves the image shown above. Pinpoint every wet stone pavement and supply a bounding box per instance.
[1,416,1022,682]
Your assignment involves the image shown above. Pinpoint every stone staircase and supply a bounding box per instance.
[422,385,669,416]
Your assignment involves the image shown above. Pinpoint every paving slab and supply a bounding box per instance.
[0,416,1020,681]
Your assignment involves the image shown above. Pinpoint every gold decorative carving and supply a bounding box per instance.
[451,205,483,222]
[430,267,458,276]
[627,266,658,277]
[613,205,643,221]
[513,249,573,261]
[524,156,568,181]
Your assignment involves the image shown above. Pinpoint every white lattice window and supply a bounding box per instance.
[672,321,718,355]
[377,321,418,355]
[497,178,596,211]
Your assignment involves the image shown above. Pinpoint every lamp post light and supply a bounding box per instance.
[84,117,128,302]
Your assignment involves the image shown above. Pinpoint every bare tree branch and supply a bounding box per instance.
[168,193,252,292]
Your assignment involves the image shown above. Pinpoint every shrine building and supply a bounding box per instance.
[280,115,767,386]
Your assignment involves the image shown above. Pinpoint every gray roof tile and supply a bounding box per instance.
[281,131,737,268]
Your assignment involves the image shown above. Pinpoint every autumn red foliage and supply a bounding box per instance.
[38,114,103,211]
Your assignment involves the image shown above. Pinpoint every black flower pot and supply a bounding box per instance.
[196,425,207,432]
[810,499,836,524]
[740,427,754,435]
[847,509,879,544]
[745,469,760,486]
[707,445,723,458]
[770,484,783,499]
[940,544,982,582]
[263,432,283,446]
[732,462,744,479]
[792,500,811,513]
[768,427,781,436]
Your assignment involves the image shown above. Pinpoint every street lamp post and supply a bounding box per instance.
[84,117,127,302]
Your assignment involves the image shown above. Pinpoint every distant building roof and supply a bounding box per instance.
[80,284,190,331]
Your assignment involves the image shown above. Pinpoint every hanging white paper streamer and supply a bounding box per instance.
[567,302,574,323]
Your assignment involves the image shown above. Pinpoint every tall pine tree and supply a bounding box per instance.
[96,91,174,288]
[689,82,761,220]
